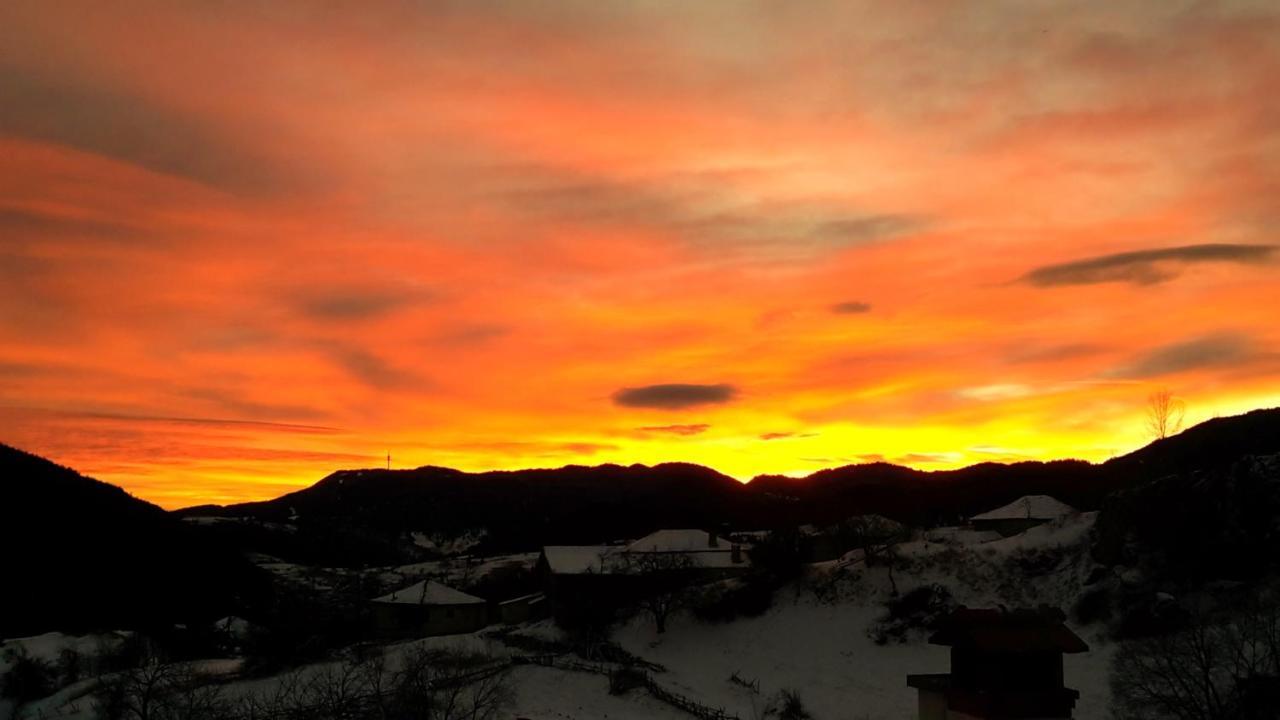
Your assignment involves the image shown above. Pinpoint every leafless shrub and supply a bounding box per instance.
[765,688,813,720]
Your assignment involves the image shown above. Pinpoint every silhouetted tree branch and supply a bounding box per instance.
[623,551,697,634]
[1112,599,1280,720]
[1147,389,1186,441]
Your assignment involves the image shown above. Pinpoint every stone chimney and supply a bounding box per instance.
[731,543,743,564]
[707,530,719,548]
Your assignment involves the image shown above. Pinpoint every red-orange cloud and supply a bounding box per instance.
[1,1,1279,508]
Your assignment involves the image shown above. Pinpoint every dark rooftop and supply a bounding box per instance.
[928,606,1089,654]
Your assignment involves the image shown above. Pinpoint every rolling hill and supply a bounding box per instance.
[0,444,268,638]
[178,408,1280,562]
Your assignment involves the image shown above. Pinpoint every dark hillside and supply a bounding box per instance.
[0,443,267,638]
[178,408,1280,566]
[183,462,777,557]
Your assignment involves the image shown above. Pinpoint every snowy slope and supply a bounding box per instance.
[607,511,1111,720]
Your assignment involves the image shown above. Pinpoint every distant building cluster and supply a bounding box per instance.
[370,528,750,638]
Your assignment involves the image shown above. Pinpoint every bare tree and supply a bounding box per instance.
[1111,600,1280,720]
[301,658,375,720]
[235,668,309,720]
[844,515,907,596]
[236,647,511,720]
[622,551,697,634]
[385,646,512,720]
[1147,389,1186,440]
[96,658,230,720]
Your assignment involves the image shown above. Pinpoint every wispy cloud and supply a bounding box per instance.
[496,165,922,260]
[759,431,816,441]
[1110,332,1259,378]
[0,207,138,243]
[637,423,711,436]
[23,408,344,434]
[809,215,924,245]
[0,62,289,194]
[1006,343,1105,364]
[297,288,428,321]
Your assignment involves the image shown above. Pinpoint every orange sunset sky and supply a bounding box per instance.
[2,1,1279,509]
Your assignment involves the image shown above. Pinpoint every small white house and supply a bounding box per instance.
[370,580,489,638]
[970,495,1077,537]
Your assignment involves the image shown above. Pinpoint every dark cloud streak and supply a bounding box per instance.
[612,383,737,409]
[830,301,872,314]
[299,289,426,321]
[1021,244,1277,287]
[319,345,426,390]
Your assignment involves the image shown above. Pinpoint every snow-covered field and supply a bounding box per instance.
[4,513,1113,720]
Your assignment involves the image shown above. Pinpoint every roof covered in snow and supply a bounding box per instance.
[970,495,1077,522]
[371,580,485,606]
[541,546,615,575]
[625,529,739,553]
[622,529,750,569]
[543,531,751,574]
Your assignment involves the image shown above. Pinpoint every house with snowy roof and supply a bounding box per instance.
[538,529,750,623]
[537,544,628,622]
[369,579,489,638]
[622,529,748,569]
[539,530,749,577]
[969,495,1077,537]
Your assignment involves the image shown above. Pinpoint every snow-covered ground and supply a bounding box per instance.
[1,633,129,670]
[521,511,1113,720]
[0,632,132,720]
[4,514,1112,720]
[609,592,1112,720]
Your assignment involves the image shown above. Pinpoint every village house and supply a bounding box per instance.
[496,592,548,625]
[537,544,630,622]
[538,529,750,623]
[621,529,748,572]
[969,495,1077,537]
[907,607,1089,720]
[369,580,490,638]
